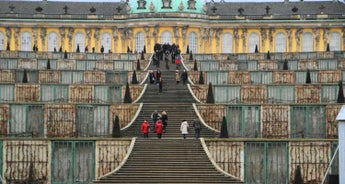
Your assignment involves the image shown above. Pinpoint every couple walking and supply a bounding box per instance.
[180,117,202,139]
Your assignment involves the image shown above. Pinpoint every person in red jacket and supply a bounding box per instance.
[155,118,164,139]
[141,119,150,138]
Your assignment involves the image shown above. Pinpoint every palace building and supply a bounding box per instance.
[0,0,344,183]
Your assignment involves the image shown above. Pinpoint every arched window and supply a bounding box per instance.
[330,32,341,51]
[188,32,198,54]
[21,32,32,51]
[0,31,4,51]
[101,32,112,53]
[74,32,85,52]
[248,32,260,53]
[275,32,287,52]
[48,32,59,52]
[302,32,313,52]
[135,31,145,53]
[222,33,233,53]
[161,31,172,44]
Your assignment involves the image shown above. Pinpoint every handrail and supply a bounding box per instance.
[321,145,339,184]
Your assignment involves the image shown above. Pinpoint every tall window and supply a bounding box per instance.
[161,31,172,44]
[188,32,198,54]
[101,32,112,53]
[275,32,287,52]
[48,32,59,52]
[302,32,313,52]
[21,32,32,51]
[330,32,341,51]
[248,32,260,53]
[0,31,4,50]
[74,32,85,52]
[222,33,233,53]
[135,31,145,53]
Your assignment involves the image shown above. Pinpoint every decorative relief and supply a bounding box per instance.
[6,27,12,43]
[14,27,20,50]
[137,0,146,9]
[144,26,150,46]
[286,28,292,51]
[150,2,155,12]
[260,28,267,49]
[86,28,92,46]
[241,28,247,50]
[323,28,329,49]
[178,2,184,11]
[40,27,46,49]
[313,28,320,51]
[187,0,196,10]
[162,0,172,9]
[32,27,38,47]
[295,28,303,49]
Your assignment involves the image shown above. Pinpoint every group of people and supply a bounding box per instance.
[141,110,168,139]
[149,69,163,93]
[141,111,202,139]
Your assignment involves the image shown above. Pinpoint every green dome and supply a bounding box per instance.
[128,0,206,14]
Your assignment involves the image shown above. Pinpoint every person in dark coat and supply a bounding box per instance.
[151,110,161,132]
[155,69,162,84]
[100,45,104,53]
[159,79,163,93]
[161,111,168,133]
[181,70,188,85]
[149,70,155,84]
[193,117,202,139]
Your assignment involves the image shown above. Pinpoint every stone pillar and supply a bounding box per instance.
[233,28,239,53]
[241,28,247,53]
[313,28,320,51]
[336,105,345,184]
[67,27,74,52]
[5,27,12,48]
[59,27,66,51]
[94,28,100,52]
[14,27,20,50]
[40,27,46,51]
[113,26,118,53]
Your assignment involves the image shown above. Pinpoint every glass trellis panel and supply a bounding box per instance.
[27,105,44,137]
[308,52,317,59]
[287,60,298,70]
[76,60,87,70]
[200,61,219,71]
[318,59,338,70]
[109,86,122,103]
[52,141,73,183]
[302,32,314,52]
[245,142,265,183]
[248,32,260,53]
[114,61,132,71]
[222,33,233,53]
[10,105,26,135]
[237,54,247,61]
[93,106,109,136]
[76,106,93,137]
[74,32,85,52]
[331,142,339,174]
[61,71,72,84]
[309,106,326,138]
[95,86,109,103]
[295,71,318,84]
[321,85,338,103]
[206,71,228,85]
[48,32,59,52]
[267,85,294,104]
[86,60,96,70]
[0,141,2,184]
[267,142,288,184]
[38,59,54,70]
[245,142,288,184]
[299,52,308,59]
[72,71,84,84]
[101,32,112,53]
[275,32,286,53]
[247,60,258,71]
[188,32,198,54]
[214,86,228,103]
[21,32,32,51]
[0,31,4,50]
[74,142,95,183]
[15,70,38,83]
[226,106,242,137]
[135,31,145,53]
[238,61,248,71]
[330,32,341,51]
[243,106,261,138]
[41,85,69,102]
[161,31,172,44]
[291,106,326,138]
[0,84,14,102]
[250,71,273,84]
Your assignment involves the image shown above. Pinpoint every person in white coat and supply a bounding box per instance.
[180,120,189,139]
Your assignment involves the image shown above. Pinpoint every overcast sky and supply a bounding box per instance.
[9,0,341,2]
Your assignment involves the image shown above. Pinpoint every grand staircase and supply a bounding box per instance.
[94,55,243,183]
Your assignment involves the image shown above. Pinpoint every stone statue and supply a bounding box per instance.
[86,28,92,46]
[14,27,20,50]
[295,28,302,49]
[260,28,267,49]
[241,28,247,49]
[40,27,47,49]
[59,27,66,49]
[323,28,329,49]
[286,28,292,51]
[313,28,320,50]
[6,27,12,41]
[32,27,38,46]
[67,27,74,49]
